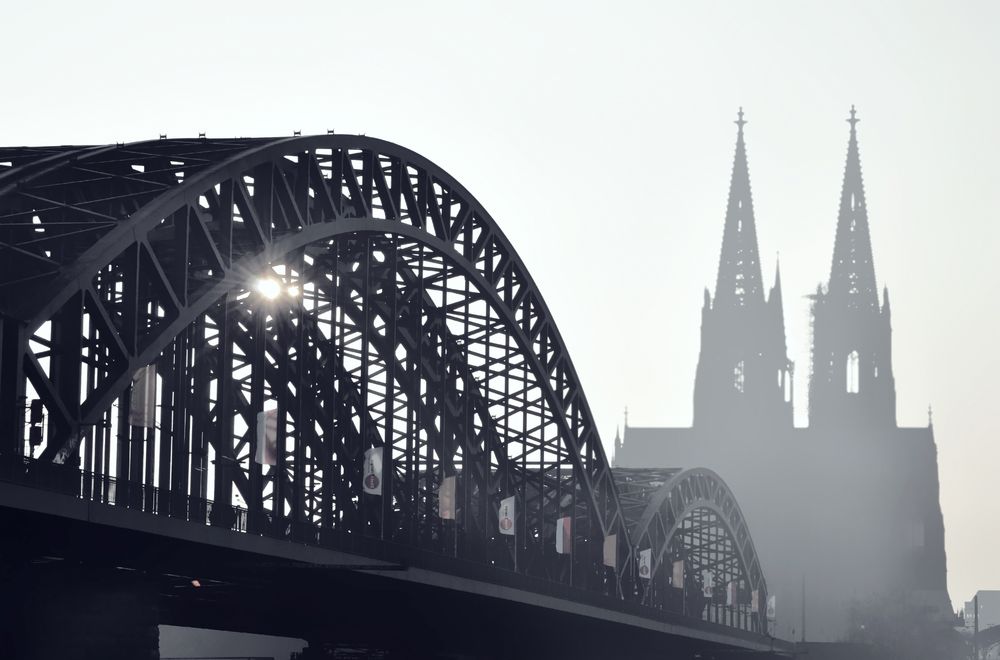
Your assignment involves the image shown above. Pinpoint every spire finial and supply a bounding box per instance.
[624,406,629,428]
[928,405,934,428]
[847,105,859,131]
[735,106,747,132]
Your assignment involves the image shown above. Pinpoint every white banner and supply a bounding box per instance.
[254,408,278,466]
[363,447,383,494]
[439,475,456,519]
[766,594,776,621]
[727,581,737,606]
[672,559,684,588]
[638,548,652,580]
[701,569,714,598]
[555,516,571,554]
[498,496,516,535]
[129,365,157,428]
[751,589,760,613]
[602,534,617,568]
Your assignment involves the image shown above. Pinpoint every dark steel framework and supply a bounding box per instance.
[615,468,766,629]
[0,135,767,631]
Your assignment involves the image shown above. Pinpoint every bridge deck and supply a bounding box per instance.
[0,459,791,657]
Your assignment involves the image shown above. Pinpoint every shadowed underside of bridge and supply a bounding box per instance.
[0,136,779,658]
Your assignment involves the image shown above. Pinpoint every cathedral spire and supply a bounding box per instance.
[714,107,764,309]
[829,105,879,309]
[694,110,792,429]
[809,106,896,429]
[770,256,786,333]
[770,255,784,307]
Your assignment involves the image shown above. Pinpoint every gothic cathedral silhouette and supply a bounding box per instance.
[809,106,896,429]
[616,108,951,641]
[693,108,793,431]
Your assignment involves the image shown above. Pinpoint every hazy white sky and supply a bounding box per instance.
[2,0,997,607]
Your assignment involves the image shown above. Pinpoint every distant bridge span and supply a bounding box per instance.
[0,136,782,658]
[975,624,1000,653]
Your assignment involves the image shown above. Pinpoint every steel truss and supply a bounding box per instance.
[0,135,766,631]
[615,468,768,632]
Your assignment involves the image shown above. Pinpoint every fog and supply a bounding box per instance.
[2,0,996,626]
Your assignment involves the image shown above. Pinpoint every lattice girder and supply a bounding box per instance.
[0,136,629,594]
[614,468,768,631]
[0,135,772,633]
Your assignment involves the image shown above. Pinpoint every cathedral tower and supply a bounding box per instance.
[693,109,793,430]
[809,106,897,428]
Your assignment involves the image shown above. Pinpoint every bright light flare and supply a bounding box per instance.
[255,278,281,299]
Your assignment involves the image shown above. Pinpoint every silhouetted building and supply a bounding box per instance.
[808,107,896,429]
[964,591,1000,630]
[616,108,951,641]
[693,109,794,431]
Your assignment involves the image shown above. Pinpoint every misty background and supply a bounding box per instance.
[1,0,996,615]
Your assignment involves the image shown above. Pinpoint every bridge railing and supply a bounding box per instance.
[0,454,250,530]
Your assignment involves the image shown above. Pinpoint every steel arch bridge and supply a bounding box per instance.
[0,135,769,641]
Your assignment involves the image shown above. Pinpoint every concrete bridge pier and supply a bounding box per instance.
[0,561,159,660]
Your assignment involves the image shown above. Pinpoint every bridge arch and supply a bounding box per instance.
[0,135,629,593]
[616,467,767,631]
[0,135,768,632]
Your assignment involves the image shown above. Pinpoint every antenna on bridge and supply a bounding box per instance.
[293,130,302,136]
[327,129,335,134]
[159,133,167,140]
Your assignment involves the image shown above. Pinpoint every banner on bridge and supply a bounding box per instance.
[638,548,651,579]
[555,516,571,554]
[129,365,157,428]
[498,496,516,535]
[766,594,776,621]
[438,475,456,519]
[602,534,617,567]
[363,447,383,494]
[751,589,760,613]
[672,559,684,588]
[701,569,714,598]
[254,408,278,466]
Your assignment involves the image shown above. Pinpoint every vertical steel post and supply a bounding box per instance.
[0,317,26,455]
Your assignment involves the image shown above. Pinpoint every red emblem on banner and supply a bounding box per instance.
[500,517,513,531]
[365,474,380,490]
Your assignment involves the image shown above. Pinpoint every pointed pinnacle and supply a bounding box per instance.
[847,105,860,130]
[735,107,747,132]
